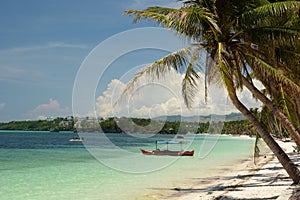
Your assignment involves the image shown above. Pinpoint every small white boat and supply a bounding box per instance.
[69,137,84,142]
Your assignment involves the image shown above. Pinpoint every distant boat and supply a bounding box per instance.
[141,149,194,156]
[140,140,194,156]
[69,137,84,142]
[177,134,184,139]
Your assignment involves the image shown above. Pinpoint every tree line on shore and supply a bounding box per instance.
[0,116,262,136]
[0,117,75,132]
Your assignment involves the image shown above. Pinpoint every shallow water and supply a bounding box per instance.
[0,131,254,200]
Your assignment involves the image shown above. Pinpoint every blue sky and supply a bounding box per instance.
[0,0,160,121]
[0,0,261,122]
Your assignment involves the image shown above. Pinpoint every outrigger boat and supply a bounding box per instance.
[140,140,194,156]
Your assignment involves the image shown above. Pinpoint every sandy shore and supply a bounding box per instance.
[143,139,300,200]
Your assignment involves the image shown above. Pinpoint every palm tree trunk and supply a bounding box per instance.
[227,81,300,183]
[242,76,300,148]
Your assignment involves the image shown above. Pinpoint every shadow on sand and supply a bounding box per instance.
[149,152,300,199]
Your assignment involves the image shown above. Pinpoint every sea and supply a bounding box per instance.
[0,131,255,200]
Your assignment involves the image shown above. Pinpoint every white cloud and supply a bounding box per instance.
[96,79,126,117]
[0,42,88,54]
[47,42,88,49]
[0,102,5,110]
[95,69,263,118]
[237,80,264,109]
[25,98,71,119]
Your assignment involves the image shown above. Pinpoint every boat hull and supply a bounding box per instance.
[69,138,84,142]
[141,149,194,156]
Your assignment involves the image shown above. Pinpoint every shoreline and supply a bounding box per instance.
[141,139,298,200]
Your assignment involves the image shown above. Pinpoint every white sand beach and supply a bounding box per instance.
[146,139,300,200]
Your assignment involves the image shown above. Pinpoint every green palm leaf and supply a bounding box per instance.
[247,27,300,46]
[124,6,220,39]
[254,133,261,165]
[240,1,300,27]
[182,48,201,108]
[246,53,300,94]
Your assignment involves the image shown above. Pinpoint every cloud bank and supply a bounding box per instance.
[25,98,71,120]
[96,70,262,119]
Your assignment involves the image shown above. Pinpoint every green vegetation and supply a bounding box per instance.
[0,116,254,136]
[221,120,252,135]
[75,117,211,134]
[0,117,75,132]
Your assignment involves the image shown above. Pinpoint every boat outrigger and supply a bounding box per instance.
[140,140,194,156]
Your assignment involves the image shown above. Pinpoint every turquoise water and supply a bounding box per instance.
[0,131,254,200]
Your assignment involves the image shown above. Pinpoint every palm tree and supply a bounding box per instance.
[122,0,300,183]
[238,1,300,146]
[242,76,300,147]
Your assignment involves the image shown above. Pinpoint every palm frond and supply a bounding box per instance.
[254,133,261,165]
[169,7,220,35]
[232,50,245,90]
[247,26,300,47]
[205,49,222,86]
[215,42,231,80]
[246,53,300,95]
[278,83,292,120]
[239,1,300,27]
[124,7,177,24]
[182,48,201,108]
[124,6,220,39]
[277,84,300,128]
[116,47,192,104]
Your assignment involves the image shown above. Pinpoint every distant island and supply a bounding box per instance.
[0,113,253,135]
